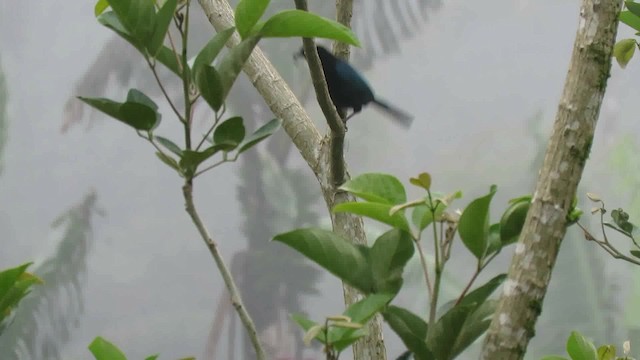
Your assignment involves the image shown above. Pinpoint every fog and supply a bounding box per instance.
[1,0,639,359]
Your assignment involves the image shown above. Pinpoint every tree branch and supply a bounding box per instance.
[480,1,623,359]
[182,181,266,360]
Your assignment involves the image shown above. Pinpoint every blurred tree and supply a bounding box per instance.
[0,191,102,360]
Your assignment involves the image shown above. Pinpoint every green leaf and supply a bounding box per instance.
[486,223,502,256]
[107,0,156,48]
[457,274,506,308]
[235,0,270,38]
[148,0,178,56]
[458,185,497,260]
[154,136,183,157]
[95,0,110,16]
[613,38,636,68]
[291,314,326,344]
[237,118,282,154]
[340,173,407,204]
[155,46,184,77]
[192,27,236,80]
[540,357,569,360]
[179,147,221,177]
[627,0,640,18]
[120,102,160,130]
[383,306,432,360]
[426,304,475,360]
[500,196,530,246]
[78,96,159,131]
[144,355,159,360]
[451,301,496,358]
[596,345,616,360]
[631,250,640,258]
[260,10,360,46]
[196,65,224,111]
[409,172,432,190]
[611,208,635,234]
[370,230,414,294]
[213,116,245,150]
[333,202,410,232]
[330,293,394,351]
[566,331,597,360]
[273,228,373,294]
[155,152,181,173]
[217,35,261,101]
[88,336,127,360]
[411,202,445,231]
[127,88,158,111]
[0,263,42,325]
[620,10,640,32]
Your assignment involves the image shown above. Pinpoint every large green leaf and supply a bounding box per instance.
[499,196,530,246]
[370,230,414,294]
[196,65,224,111]
[88,336,127,360]
[273,228,373,293]
[626,0,640,18]
[155,46,184,77]
[78,89,160,131]
[148,0,177,55]
[613,38,637,69]
[458,185,497,260]
[213,116,245,150]
[0,263,42,327]
[237,118,282,154]
[192,27,236,80]
[426,304,475,360]
[235,0,270,38]
[566,331,598,360]
[340,173,407,204]
[217,35,261,101]
[260,10,360,46]
[154,136,183,157]
[333,202,410,232]
[107,0,155,48]
[620,10,640,31]
[383,306,433,360]
[450,301,497,358]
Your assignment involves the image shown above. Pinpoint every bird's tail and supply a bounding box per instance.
[371,98,414,128]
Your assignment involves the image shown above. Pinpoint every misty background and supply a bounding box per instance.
[1,0,640,359]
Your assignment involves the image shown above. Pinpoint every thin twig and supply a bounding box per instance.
[414,238,433,300]
[428,190,441,326]
[193,156,236,177]
[576,221,640,266]
[147,61,185,123]
[182,182,266,359]
[196,103,225,151]
[181,1,192,149]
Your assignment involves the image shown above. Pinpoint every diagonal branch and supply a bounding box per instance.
[480,1,623,359]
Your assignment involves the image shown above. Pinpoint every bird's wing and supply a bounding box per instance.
[334,60,374,99]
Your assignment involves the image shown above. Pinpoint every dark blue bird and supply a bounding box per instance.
[298,46,414,128]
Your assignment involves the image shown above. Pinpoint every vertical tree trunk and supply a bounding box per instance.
[481,1,622,359]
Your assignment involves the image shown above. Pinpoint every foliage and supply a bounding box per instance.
[88,336,194,360]
[80,0,362,180]
[614,1,640,68]
[540,331,635,360]
[0,263,42,336]
[275,172,532,359]
[0,191,100,360]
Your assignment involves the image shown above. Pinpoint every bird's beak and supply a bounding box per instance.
[293,47,305,61]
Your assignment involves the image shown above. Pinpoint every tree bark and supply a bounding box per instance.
[481,1,622,359]
[197,1,387,358]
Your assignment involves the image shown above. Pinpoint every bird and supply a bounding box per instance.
[296,45,414,128]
